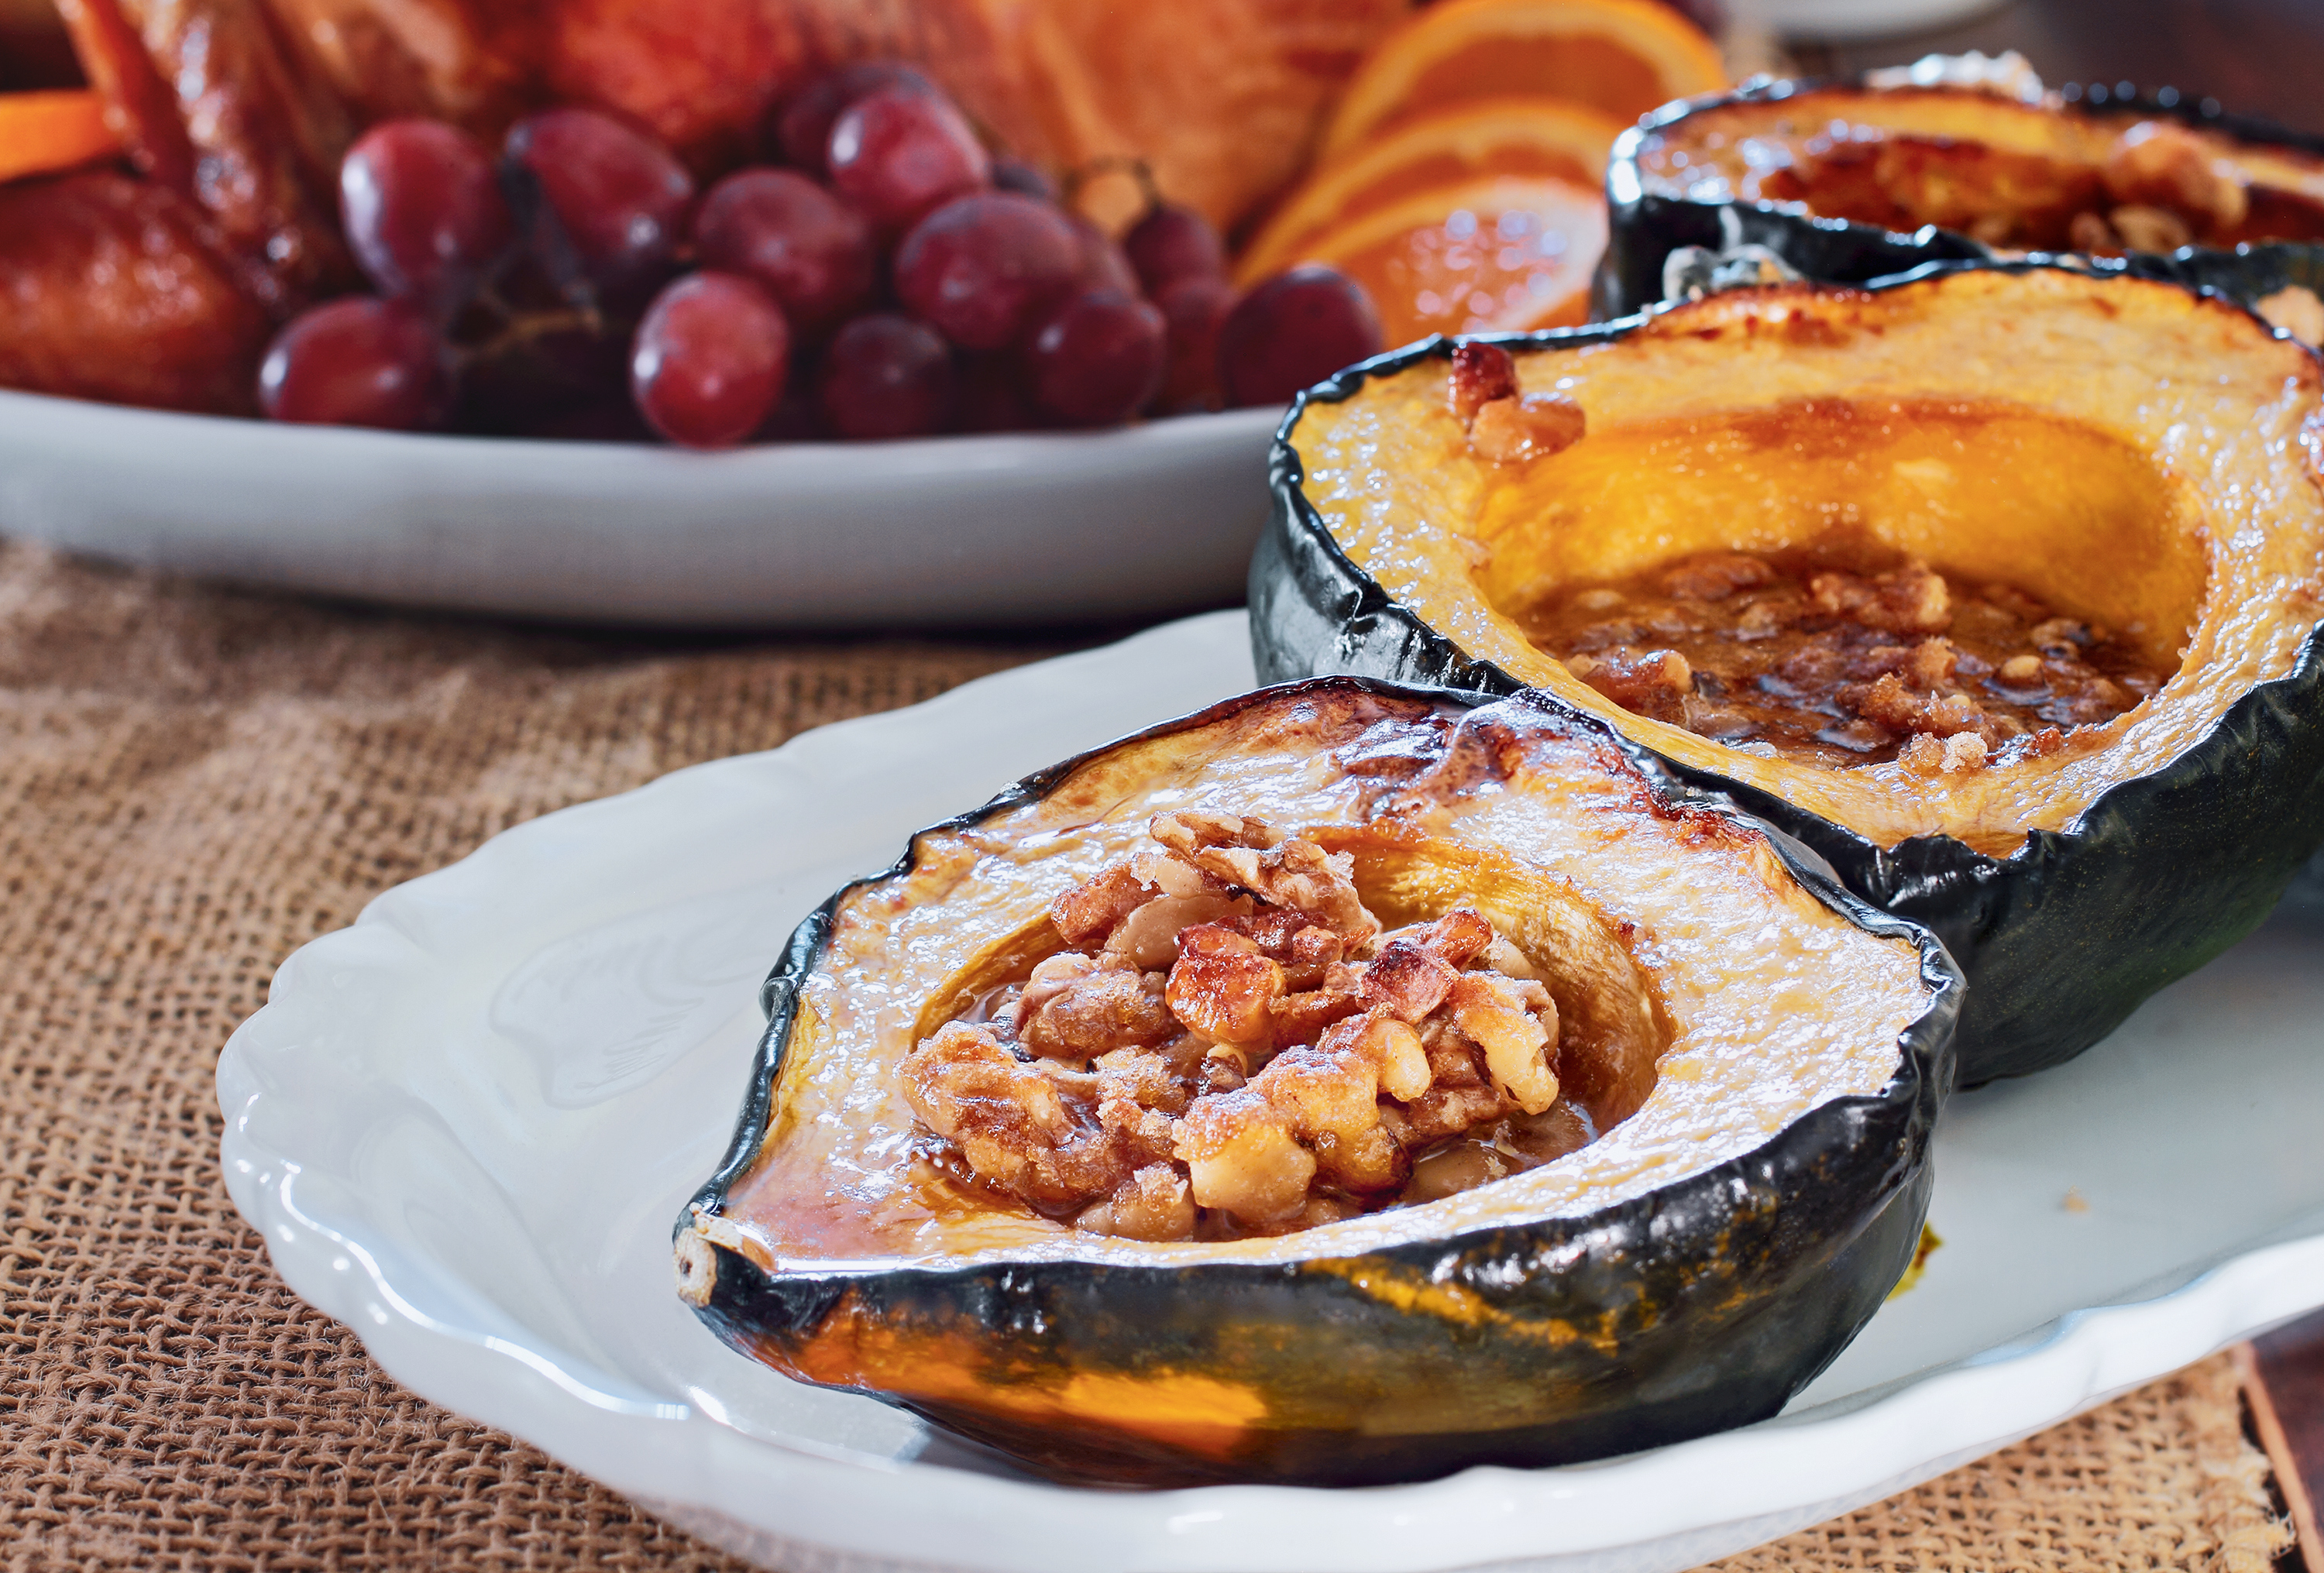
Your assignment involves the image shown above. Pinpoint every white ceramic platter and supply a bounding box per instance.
[0,391,1280,628]
[218,610,2324,1573]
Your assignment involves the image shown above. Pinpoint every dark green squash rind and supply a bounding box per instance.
[679,678,1961,1487]
[1247,271,2324,1084]
[1593,77,2324,321]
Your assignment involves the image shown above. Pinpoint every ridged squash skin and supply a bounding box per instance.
[677,679,1961,1487]
[1250,266,2324,1085]
[1595,77,2324,320]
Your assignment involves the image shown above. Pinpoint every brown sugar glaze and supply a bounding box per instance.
[899,809,1594,1243]
[1518,541,2171,771]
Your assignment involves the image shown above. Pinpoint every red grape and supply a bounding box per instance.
[259,297,450,430]
[1021,287,1166,427]
[992,155,1059,202]
[505,107,694,304]
[630,271,791,448]
[893,192,1080,350]
[771,62,936,174]
[827,85,989,233]
[1069,212,1140,295]
[1154,273,1234,414]
[1123,201,1226,296]
[1216,266,1383,407]
[818,313,957,439]
[340,118,512,320]
[692,168,875,334]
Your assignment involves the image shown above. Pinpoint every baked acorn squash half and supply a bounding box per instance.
[676,679,1959,1488]
[1595,65,2324,336]
[1251,264,2324,1085]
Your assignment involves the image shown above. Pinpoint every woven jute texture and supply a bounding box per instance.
[0,539,2292,1572]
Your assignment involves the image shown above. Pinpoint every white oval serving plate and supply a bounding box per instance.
[218,610,2324,1573]
[0,391,1280,628]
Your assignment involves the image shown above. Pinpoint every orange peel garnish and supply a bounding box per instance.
[0,89,122,184]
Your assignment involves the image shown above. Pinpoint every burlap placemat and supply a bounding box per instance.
[0,539,2291,1571]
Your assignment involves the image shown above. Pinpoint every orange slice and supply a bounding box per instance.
[1319,0,1728,159]
[1238,96,1625,285]
[1281,173,1607,346]
[0,91,122,184]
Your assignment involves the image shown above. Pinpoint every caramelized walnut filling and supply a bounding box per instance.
[899,809,1587,1241]
[1520,545,2168,770]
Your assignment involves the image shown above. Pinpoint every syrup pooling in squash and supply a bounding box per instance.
[900,809,1592,1242]
[1518,542,2170,771]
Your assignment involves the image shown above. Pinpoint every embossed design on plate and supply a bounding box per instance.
[489,886,782,1108]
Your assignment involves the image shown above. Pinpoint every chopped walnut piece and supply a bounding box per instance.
[1021,960,1175,1062]
[903,1022,1129,1209]
[2016,726,2067,760]
[1336,1009,1432,1102]
[2109,204,2194,252]
[2103,120,2248,237]
[1075,1163,1196,1241]
[1810,562,1951,636]
[1105,890,1246,970]
[1219,908,1346,988]
[1246,1029,1404,1192]
[1094,1042,1198,1118]
[1401,1083,1509,1145]
[1446,340,1518,423]
[1407,906,1494,967]
[1572,647,1693,723]
[1906,637,1958,688]
[1469,393,1587,462]
[1449,974,1559,1114]
[1852,671,1988,740]
[1268,985,1365,1046]
[1050,864,1153,946]
[1662,552,1776,602]
[1153,812,1377,946]
[1164,926,1287,1046]
[1360,937,1460,1022]
[1899,730,1990,774]
[1198,1043,1248,1094]
[1173,1089,1315,1223]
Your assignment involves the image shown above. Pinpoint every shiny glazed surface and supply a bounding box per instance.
[1291,269,2324,853]
[714,685,1930,1272]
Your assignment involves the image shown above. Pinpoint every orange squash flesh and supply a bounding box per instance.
[1287,268,2324,856]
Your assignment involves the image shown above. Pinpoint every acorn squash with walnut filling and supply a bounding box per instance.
[676,679,1958,1487]
[1252,265,2324,1084]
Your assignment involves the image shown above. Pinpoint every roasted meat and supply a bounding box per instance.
[0,170,273,413]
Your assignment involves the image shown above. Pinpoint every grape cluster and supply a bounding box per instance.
[257,66,1386,448]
